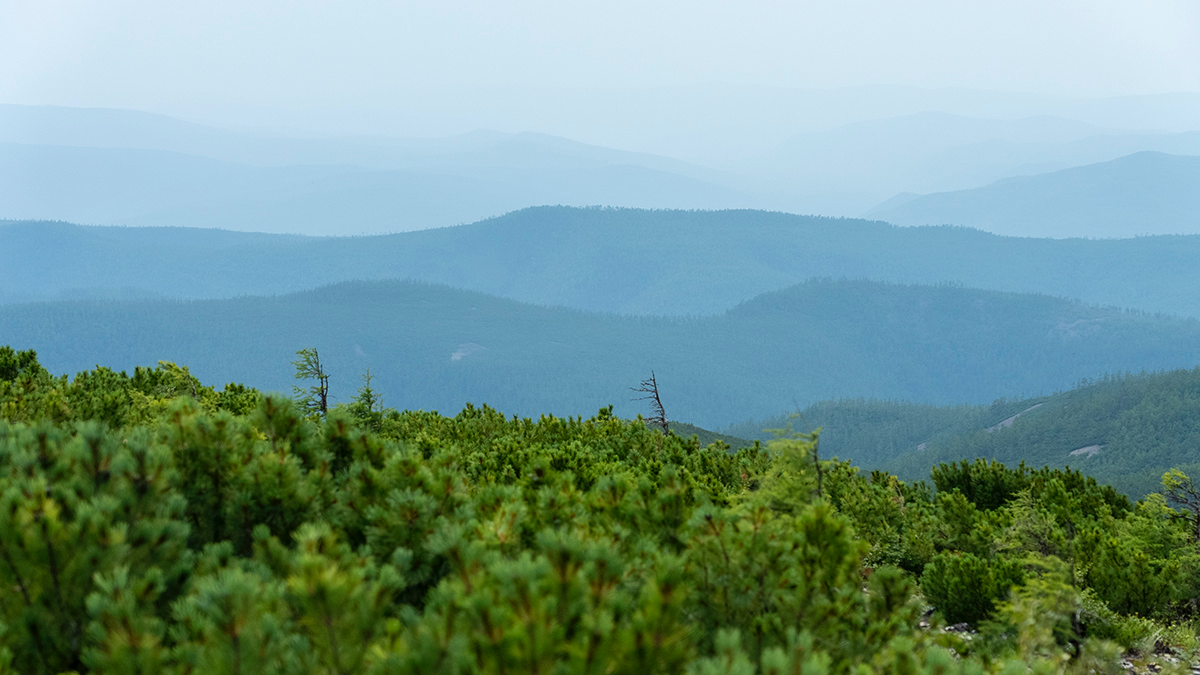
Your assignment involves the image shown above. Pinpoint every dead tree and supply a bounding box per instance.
[631,371,669,434]
[1163,469,1200,542]
[292,347,330,417]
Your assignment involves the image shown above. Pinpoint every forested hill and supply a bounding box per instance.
[884,367,1200,499]
[3,278,1199,428]
[7,207,1200,317]
[866,151,1200,238]
[729,367,1200,498]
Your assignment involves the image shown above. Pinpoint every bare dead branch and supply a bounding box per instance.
[630,371,668,434]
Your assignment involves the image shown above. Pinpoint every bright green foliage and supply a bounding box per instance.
[0,349,258,429]
[825,464,940,573]
[347,369,385,434]
[0,422,191,674]
[170,553,306,675]
[83,566,171,675]
[1076,525,1182,618]
[984,562,1126,675]
[2,346,1199,674]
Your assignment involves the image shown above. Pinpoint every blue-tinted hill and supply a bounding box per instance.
[2,278,1197,428]
[7,207,1200,318]
[866,151,1200,238]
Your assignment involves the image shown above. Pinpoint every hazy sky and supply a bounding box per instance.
[2,0,1199,136]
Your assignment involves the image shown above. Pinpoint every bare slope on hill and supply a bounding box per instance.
[7,207,1200,318]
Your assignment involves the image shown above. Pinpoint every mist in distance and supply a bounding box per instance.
[1,0,1198,236]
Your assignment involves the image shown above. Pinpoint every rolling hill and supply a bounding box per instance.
[729,367,1200,499]
[2,278,1198,429]
[879,366,1200,499]
[866,151,1200,238]
[7,207,1200,318]
[743,113,1200,215]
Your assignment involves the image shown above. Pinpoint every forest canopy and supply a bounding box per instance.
[1,345,1199,674]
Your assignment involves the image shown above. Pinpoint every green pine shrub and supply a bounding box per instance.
[920,551,1025,625]
[1,345,1197,674]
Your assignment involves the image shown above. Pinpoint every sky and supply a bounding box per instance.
[1,0,1199,139]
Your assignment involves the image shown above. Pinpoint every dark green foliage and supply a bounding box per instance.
[931,459,1031,511]
[930,459,1130,515]
[740,368,1200,501]
[1076,527,1180,618]
[886,368,1200,499]
[0,346,43,382]
[726,397,1003,467]
[668,421,754,451]
[922,552,1025,625]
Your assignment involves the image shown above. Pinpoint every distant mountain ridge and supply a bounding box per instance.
[2,278,1198,429]
[0,139,750,235]
[866,151,1200,237]
[0,104,731,179]
[8,207,1200,318]
[7,103,1200,227]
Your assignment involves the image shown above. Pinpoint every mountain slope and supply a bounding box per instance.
[727,367,1200,498]
[725,398,1006,468]
[8,207,1200,318]
[879,368,1200,498]
[867,151,1200,238]
[2,279,1198,428]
